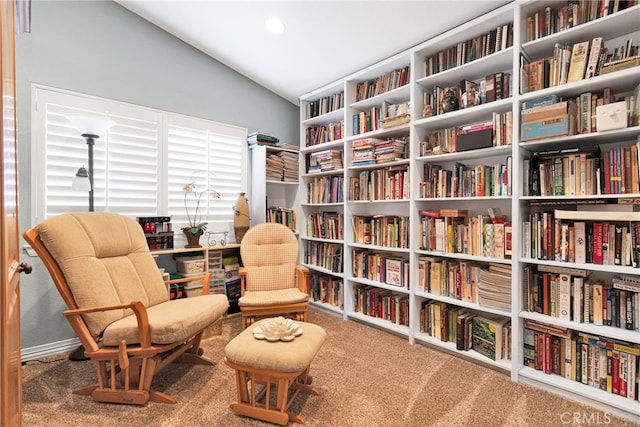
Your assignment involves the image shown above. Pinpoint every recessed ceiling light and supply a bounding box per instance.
[265,17,285,35]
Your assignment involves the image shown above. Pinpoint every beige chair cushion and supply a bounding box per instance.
[241,223,298,292]
[224,319,326,372]
[36,213,173,337]
[102,294,229,345]
[238,288,308,307]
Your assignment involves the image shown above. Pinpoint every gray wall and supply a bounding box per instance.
[16,1,298,352]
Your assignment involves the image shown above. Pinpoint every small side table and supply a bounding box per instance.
[224,319,327,425]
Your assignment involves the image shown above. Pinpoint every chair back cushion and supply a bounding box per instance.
[240,223,298,291]
[36,212,169,337]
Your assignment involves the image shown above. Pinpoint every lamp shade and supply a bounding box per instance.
[66,114,115,137]
[72,166,91,192]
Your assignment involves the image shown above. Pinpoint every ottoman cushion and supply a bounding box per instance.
[225,319,326,373]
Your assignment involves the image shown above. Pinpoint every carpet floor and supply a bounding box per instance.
[21,309,638,426]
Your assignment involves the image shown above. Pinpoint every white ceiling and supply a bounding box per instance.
[116,0,511,105]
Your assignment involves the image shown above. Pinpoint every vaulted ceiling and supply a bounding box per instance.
[116,1,511,105]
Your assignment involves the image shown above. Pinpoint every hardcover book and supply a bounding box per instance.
[385,258,404,286]
[584,37,603,79]
[471,315,509,361]
[567,40,590,83]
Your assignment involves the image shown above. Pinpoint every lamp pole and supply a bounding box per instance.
[82,133,98,212]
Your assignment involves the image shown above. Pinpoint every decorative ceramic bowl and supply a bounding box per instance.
[252,316,303,342]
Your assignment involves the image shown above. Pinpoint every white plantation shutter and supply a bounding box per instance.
[33,86,247,236]
[167,115,246,231]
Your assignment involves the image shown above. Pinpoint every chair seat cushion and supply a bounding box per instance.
[225,319,326,372]
[239,288,309,307]
[102,294,229,346]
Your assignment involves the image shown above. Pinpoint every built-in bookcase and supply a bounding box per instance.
[249,144,299,230]
[296,1,640,420]
[515,1,640,419]
[297,83,346,314]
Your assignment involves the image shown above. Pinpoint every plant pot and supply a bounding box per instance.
[184,229,204,248]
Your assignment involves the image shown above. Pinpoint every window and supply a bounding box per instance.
[32,85,248,238]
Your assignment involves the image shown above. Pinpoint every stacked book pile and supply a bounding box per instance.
[374,138,407,164]
[307,149,343,173]
[351,137,381,166]
[265,150,298,182]
[280,150,298,182]
[265,153,283,180]
[477,263,512,310]
[520,95,570,142]
[248,131,279,146]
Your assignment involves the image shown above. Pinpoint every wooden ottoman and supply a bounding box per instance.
[224,318,327,425]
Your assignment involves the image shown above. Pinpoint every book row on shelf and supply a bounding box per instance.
[524,0,637,42]
[306,212,344,240]
[420,110,513,155]
[348,166,409,201]
[421,159,511,198]
[352,101,410,135]
[305,120,344,146]
[521,35,638,94]
[523,319,639,401]
[522,209,640,268]
[424,23,513,76]
[419,209,512,260]
[423,72,511,118]
[352,215,409,248]
[419,302,511,362]
[352,249,409,288]
[351,137,408,166]
[306,272,343,310]
[296,0,640,415]
[417,257,512,311]
[522,264,639,331]
[355,65,410,102]
[266,206,296,231]
[304,91,344,120]
[354,285,409,326]
[306,175,343,204]
[524,138,640,197]
[304,240,343,274]
[520,91,637,142]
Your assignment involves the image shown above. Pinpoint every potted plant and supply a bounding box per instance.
[182,181,220,248]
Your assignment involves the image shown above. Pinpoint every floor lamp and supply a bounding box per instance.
[66,114,114,361]
[67,115,115,212]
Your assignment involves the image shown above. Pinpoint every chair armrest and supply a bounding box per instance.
[295,265,309,294]
[164,272,212,295]
[239,266,247,296]
[64,300,152,347]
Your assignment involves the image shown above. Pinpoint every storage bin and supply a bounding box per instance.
[176,257,205,274]
[180,271,204,297]
[210,268,226,294]
[209,251,223,269]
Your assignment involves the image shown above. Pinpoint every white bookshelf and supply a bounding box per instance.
[249,144,299,229]
[297,82,347,313]
[297,1,640,420]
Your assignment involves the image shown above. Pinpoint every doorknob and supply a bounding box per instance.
[18,262,32,274]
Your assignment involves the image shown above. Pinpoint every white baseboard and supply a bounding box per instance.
[21,338,80,362]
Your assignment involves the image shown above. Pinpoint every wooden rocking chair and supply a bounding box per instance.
[23,212,229,405]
